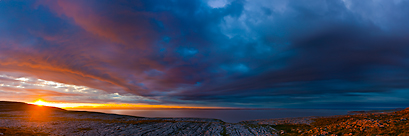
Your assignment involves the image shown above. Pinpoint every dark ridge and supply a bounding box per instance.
[0,101,65,111]
[347,108,405,114]
[68,110,145,118]
[394,107,409,114]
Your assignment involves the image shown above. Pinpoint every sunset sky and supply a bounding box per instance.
[1,0,409,109]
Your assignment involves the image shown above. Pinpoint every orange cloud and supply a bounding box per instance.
[37,0,167,50]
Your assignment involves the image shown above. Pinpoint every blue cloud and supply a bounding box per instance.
[1,0,409,108]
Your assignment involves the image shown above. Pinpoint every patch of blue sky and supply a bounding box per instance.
[207,0,229,8]
[163,36,171,43]
[195,82,202,86]
[178,47,198,57]
[221,63,250,73]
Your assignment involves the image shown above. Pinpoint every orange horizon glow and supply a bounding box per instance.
[33,99,46,106]
[28,99,225,110]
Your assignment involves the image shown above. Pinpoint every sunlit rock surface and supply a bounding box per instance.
[244,108,409,135]
[0,101,278,136]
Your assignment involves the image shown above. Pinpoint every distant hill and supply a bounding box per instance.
[0,101,65,111]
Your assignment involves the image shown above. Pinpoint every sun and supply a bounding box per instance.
[29,99,98,109]
[33,99,47,106]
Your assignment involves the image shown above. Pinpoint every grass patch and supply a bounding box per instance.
[270,124,312,136]
[77,127,93,131]
[73,127,93,133]
[220,125,228,136]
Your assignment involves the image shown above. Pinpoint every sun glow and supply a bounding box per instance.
[28,99,223,110]
[33,99,47,106]
[29,99,104,109]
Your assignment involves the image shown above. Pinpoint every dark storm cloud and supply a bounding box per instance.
[1,0,409,108]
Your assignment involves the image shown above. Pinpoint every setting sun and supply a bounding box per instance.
[33,99,46,106]
[28,99,96,108]
[30,99,76,108]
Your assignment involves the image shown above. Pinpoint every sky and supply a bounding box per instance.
[1,0,409,109]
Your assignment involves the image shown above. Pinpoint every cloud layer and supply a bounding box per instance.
[1,0,409,108]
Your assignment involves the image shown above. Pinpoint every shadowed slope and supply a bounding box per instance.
[0,101,65,112]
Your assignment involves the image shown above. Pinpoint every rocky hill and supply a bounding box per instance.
[0,101,64,112]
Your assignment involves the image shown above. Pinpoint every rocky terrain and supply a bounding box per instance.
[1,101,408,136]
[0,101,278,136]
[246,108,409,136]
